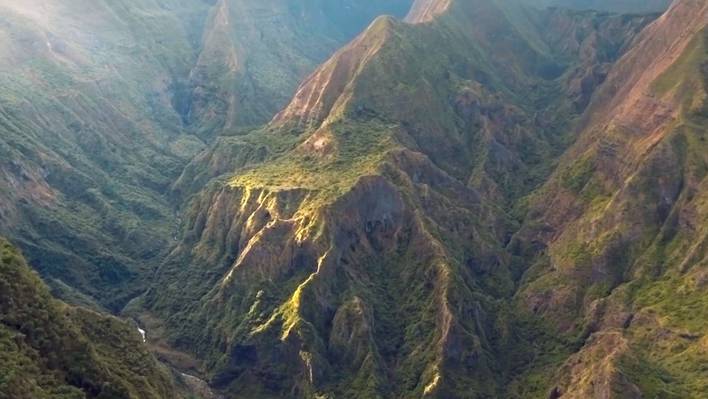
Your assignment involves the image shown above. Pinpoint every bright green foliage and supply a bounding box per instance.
[230,120,400,210]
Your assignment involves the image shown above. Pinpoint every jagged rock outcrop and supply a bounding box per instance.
[138,1,671,397]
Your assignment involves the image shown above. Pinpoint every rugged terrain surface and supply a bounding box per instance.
[0,0,412,310]
[0,0,705,398]
[135,0,706,397]
[514,0,708,396]
[0,238,181,399]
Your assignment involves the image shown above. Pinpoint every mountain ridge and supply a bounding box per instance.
[135,1,687,397]
[0,0,415,310]
[512,0,707,396]
[0,0,705,397]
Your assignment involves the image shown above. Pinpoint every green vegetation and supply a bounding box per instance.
[1,0,705,398]
[0,0,414,312]
[134,2,673,397]
[615,273,708,398]
[0,238,179,399]
[560,155,596,193]
[651,28,707,100]
[513,8,708,398]
[230,119,400,211]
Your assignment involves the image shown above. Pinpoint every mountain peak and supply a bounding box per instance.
[581,0,707,129]
[272,15,402,129]
[404,0,452,23]
[2,0,706,398]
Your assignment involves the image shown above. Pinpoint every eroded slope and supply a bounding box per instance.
[0,0,414,311]
[139,1,657,397]
[512,0,708,396]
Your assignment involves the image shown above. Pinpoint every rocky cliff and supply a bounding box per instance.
[135,1,693,397]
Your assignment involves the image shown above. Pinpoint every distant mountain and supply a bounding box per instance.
[525,0,671,13]
[0,0,412,310]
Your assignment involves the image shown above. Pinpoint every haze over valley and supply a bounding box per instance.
[0,0,706,398]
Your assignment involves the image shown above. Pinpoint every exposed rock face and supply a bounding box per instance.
[271,16,397,129]
[0,0,414,310]
[513,0,708,396]
[138,1,688,397]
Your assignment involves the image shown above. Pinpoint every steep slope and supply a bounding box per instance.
[182,0,413,136]
[511,0,708,396]
[405,0,452,23]
[175,0,653,199]
[138,1,655,397]
[525,0,671,13]
[0,0,213,310]
[0,238,181,399]
[0,0,414,311]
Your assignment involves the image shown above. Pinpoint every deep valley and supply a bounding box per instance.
[0,0,706,398]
